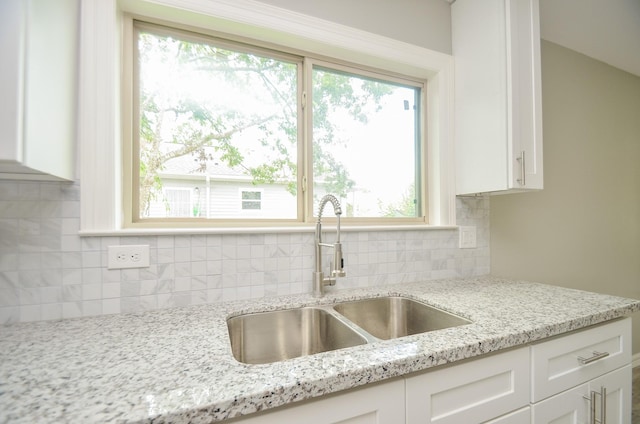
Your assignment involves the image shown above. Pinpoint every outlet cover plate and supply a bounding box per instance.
[459,226,477,249]
[107,245,150,269]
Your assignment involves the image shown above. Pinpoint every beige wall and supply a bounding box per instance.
[491,41,640,354]
[256,0,452,54]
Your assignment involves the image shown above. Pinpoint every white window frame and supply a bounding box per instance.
[78,0,456,235]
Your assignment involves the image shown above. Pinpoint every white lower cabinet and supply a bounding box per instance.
[530,366,631,424]
[530,318,632,424]
[229,318,632,424]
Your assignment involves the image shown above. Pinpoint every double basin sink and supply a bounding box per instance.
[227,296,471,364]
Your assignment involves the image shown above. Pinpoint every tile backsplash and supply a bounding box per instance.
[0,180,489,323]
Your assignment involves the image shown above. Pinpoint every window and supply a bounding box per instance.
[162,188,192,217]
[241,190,262,210]
[310,64,422,218]
[127,20,427,227]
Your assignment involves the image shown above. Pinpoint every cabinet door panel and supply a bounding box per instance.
[0,0,24,163]
[406,347,530,424]
[530,383,588,424]
[506,0,543,189]
[452,0,543,194]
[484,406,530,424]
[589,365,632,424]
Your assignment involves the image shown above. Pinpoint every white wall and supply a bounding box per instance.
[256,0,452,54]
[491,40,640,354]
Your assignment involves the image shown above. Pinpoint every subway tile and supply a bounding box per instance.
[82,300,102,316]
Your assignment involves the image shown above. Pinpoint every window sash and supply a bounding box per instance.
[305,59,425,220]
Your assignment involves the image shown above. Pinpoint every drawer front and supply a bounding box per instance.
[406,347,530,424]
[530,317,631,402]
[230,378,405,424]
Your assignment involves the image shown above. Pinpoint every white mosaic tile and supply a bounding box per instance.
[0,181,491,323]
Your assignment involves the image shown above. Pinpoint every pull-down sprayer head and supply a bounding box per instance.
[313,194,346,296]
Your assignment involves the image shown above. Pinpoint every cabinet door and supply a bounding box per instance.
[0,0,77,181]
[506,0,543,190]
[452,0,543,195]
[484,407,530,424]
[588,365,632,424]
[0,0,25,163]
[406,347,530,424]
[530,384,589,424]
[230,378,405,424]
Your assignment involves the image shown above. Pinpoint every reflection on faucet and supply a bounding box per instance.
[313,194,346,297]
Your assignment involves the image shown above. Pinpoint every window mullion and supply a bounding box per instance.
[301,58,314,223]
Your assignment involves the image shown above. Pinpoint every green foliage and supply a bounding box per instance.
[379,184,417,218]
[137,29,392,216]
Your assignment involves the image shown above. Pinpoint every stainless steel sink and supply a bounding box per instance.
[227,307,367,364]
[227,296,471,364]
[333,296,471,340]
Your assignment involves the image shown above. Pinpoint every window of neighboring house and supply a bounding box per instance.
[128,20,426,227]
[240,190,262,211]
[162,188,192,217]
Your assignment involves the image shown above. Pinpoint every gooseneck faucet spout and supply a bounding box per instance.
[313,194,346,297]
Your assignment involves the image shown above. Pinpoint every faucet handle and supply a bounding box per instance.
[331,268,346,278]
[331,242,346,277]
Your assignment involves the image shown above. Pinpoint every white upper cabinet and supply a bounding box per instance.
[452,0,543,195]
[0,0,78,181]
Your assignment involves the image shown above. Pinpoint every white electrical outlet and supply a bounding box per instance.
[107,245,150,269]
[459,226,477,249]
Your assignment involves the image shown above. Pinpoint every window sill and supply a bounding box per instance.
[78,224,459,237]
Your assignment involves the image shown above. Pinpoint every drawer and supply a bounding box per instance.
[530,317,631,402]
[406,347,530,424]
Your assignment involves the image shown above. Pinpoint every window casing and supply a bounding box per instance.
[79,0,457,235]
[126,19,427,228]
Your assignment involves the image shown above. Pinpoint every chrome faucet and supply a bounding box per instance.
[313,194,346,297]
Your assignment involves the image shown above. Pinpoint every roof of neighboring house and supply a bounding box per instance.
[162,153,248,177]
[157,144,299,186]
[159,145,249,179]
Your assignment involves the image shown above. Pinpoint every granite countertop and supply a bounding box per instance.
[1,276,639,423]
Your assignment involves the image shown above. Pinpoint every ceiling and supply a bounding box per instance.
[539,0,640,77]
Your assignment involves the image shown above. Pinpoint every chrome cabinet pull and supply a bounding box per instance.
[577,351,609,365]
[590,390,597,424]
[584,386,607,424]
[600,386,606,424]
[516,151,526,186]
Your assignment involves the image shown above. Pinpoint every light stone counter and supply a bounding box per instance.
[1,276,639,423]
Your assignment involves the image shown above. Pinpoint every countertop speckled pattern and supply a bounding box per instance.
[1,276,639,423]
